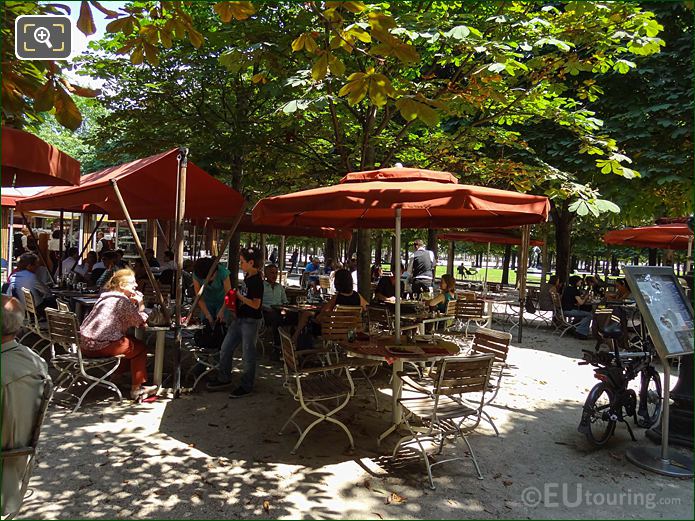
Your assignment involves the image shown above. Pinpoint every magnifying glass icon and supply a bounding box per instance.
[33,26,53,48]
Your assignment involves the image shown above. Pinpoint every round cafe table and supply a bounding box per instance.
[337,334,459,445]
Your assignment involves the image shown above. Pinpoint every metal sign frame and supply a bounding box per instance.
[623,266,693,359]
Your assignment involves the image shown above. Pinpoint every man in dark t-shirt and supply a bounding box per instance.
[561,275,592,339]
[374,275,404,302]
[207,247,264,396]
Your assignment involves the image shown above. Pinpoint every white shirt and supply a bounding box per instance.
[47,238,61,252]
[60,257,79,275]
[159,260,176,271]
[351,270,358,291]
[262,281,288,308]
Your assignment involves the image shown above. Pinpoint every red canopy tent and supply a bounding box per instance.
[2,127,81,187]
[16,149,243,219]
[210,213,352,239]
[438,230,544,246]
[604,224,693,251]
[1,195,24,208]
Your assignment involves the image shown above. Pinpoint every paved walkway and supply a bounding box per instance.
[17,328,693,519]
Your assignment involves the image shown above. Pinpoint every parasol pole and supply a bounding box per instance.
[70,214,105,275]
[7,208,14,276]
[517,225,531,343]
[21,214,54,285]
[394,207,402,343]
[185,205,247,324]
[58,209,64,278]
[483,241,490,295]
[687,236,693,274]
[173,147,188,396]
[110,180,170,322]
[280,235,286,285]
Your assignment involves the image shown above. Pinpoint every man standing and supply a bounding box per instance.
[289,249,299,274]
[261,264,289,358]
[407,239,435,297]
[1,295,51,518]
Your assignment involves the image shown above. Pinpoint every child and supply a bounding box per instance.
[206,247,264,397]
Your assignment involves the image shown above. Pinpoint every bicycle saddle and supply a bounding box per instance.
[600,322,623,339]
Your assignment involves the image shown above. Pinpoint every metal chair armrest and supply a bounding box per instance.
[397,372,434,397]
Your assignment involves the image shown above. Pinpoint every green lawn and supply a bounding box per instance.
[380,264,544,285]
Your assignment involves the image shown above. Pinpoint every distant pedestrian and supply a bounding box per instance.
[289,249,299,274]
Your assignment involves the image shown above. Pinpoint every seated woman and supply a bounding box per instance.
[79,269,157,401]
[614,278,632,300]
[425,274,457,313]
[293,268,368,344]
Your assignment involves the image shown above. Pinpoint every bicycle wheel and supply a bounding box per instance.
[579,383,616,446]
[636,366,662,428]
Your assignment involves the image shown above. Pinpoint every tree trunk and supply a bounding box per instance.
[551,202,574,285]
[648,249,657,266]
[324,238,336,264]
[427,229,438,283]
[510,251,516,270]
[357,228,372,300]
[447,241,455,276]
[374,234,383,265]
[228,231,241,289]
[347,234,357,260]
[501,244,512,285]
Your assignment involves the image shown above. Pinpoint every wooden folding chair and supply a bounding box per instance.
[550,291,575,337]
[19,288,52,357]
[321,306,382,410]
[468,327,512,436]
[394,354,495,489]
[453,299,486,337]
[278,328,355,454]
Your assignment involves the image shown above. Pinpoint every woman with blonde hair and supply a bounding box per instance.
[80,268,157,401]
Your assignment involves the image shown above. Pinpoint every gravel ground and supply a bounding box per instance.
[17,325,693,519]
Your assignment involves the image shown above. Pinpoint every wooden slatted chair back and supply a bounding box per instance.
[45,308,80,352]
[434,354,494,397]
[460,291,477,301]
[471,327,512,364]
[21,287,43,330]
[142,282,170,306]
[319,275,331,291]
[444,299,458,316]
[57,300,71,312]
[278,327,298,374]
[321,306,362,342]
[455,299,485,320]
